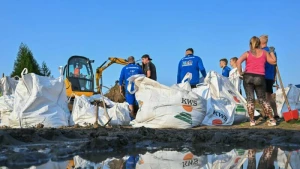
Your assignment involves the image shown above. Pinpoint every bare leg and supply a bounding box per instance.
[129,105,135,118]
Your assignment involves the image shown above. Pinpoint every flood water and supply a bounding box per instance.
[0,145,299,169]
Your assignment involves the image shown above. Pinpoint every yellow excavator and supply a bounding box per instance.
[95,57,128,93]
[63,56,131,110]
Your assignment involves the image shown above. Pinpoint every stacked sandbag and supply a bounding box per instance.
[128,74,206,129]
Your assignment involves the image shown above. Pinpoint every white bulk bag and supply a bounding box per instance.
[210,149,248,169]
[127,75,206,129]
[70,95,100,126]
[275,84,300,118]
[73,155,127,169]
[0,76,18,96]
[136,150,208,169]
[9,68,70,128]
[108,102,131,125]
[192,71,248,126]
[0,95,14,126]
[70,95,131,126]
[89,94,116,108]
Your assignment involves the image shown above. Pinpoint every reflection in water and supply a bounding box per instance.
[0,147,299,169]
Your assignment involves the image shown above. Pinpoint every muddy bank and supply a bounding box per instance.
[0,126,300,168]
[1,126,300,151]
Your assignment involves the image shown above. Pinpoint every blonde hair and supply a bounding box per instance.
[249,36,261,51]
[260,34,268,43]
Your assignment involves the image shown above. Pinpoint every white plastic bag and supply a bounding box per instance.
[73,155,127,169]
[136,150,208,169]
[70,95,131,126]
[229,67,242,93]
[70,95,100,126]
[210,149,248,169]
[275,84,300,118]
[0,76,18,96]
[192,71,248,126]
[89,94,116,108]
[171,72,192,91]
[0,95,14,126]
[108,102,131,125]
[9,68,70,128]
[127,75,206,129]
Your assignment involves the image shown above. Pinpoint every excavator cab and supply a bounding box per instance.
[64,56,95,98]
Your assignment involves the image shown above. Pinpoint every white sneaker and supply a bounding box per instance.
[267,119,276,126]
[250,120,256,126]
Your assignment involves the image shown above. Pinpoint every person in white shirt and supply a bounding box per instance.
[229,57,242,94]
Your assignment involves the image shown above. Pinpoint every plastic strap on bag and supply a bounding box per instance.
[181,72,192,84]
[21,68,28,78]
[127,74,145,94]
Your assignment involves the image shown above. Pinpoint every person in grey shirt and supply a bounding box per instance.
[141,54,157,81]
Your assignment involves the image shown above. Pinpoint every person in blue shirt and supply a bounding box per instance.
[177,48,207,88]
[219,58,231,77]
[119,56,143,119]
[260,35,280,121]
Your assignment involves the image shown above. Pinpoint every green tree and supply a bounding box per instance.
[11,43,41,77]
[40,61,51,77]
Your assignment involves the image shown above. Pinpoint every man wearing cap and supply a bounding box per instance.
[119,56,143,119]
[177,48,207,88]
[141,54,157,81]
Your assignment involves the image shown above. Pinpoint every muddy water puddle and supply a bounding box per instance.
[0,145,299,169]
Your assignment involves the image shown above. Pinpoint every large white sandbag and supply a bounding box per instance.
[70,95,100,126]
[127,75,206,129]
[229,67,242,93]
[89,94,116,108]
[192,71,248,126]
[8,68,70,128]
[0,76,18,96]
[277,148,292,169]
[210,149,248,169]
[28,160,69,169]
[0,95,14,126]
[73,155,127,169]
[136,150,209,169]
[70,95,131,126]
[275,84,300,118]
[108,102,131,125]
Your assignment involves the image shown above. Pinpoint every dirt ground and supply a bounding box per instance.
[0,120,299,167]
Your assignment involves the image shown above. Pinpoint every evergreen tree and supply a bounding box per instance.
[40,61,51,77]
[11,43,41,77]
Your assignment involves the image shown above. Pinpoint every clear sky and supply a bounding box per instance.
[1,0,299,93]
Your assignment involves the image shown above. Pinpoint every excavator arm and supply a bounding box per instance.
[95,57,128,93]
